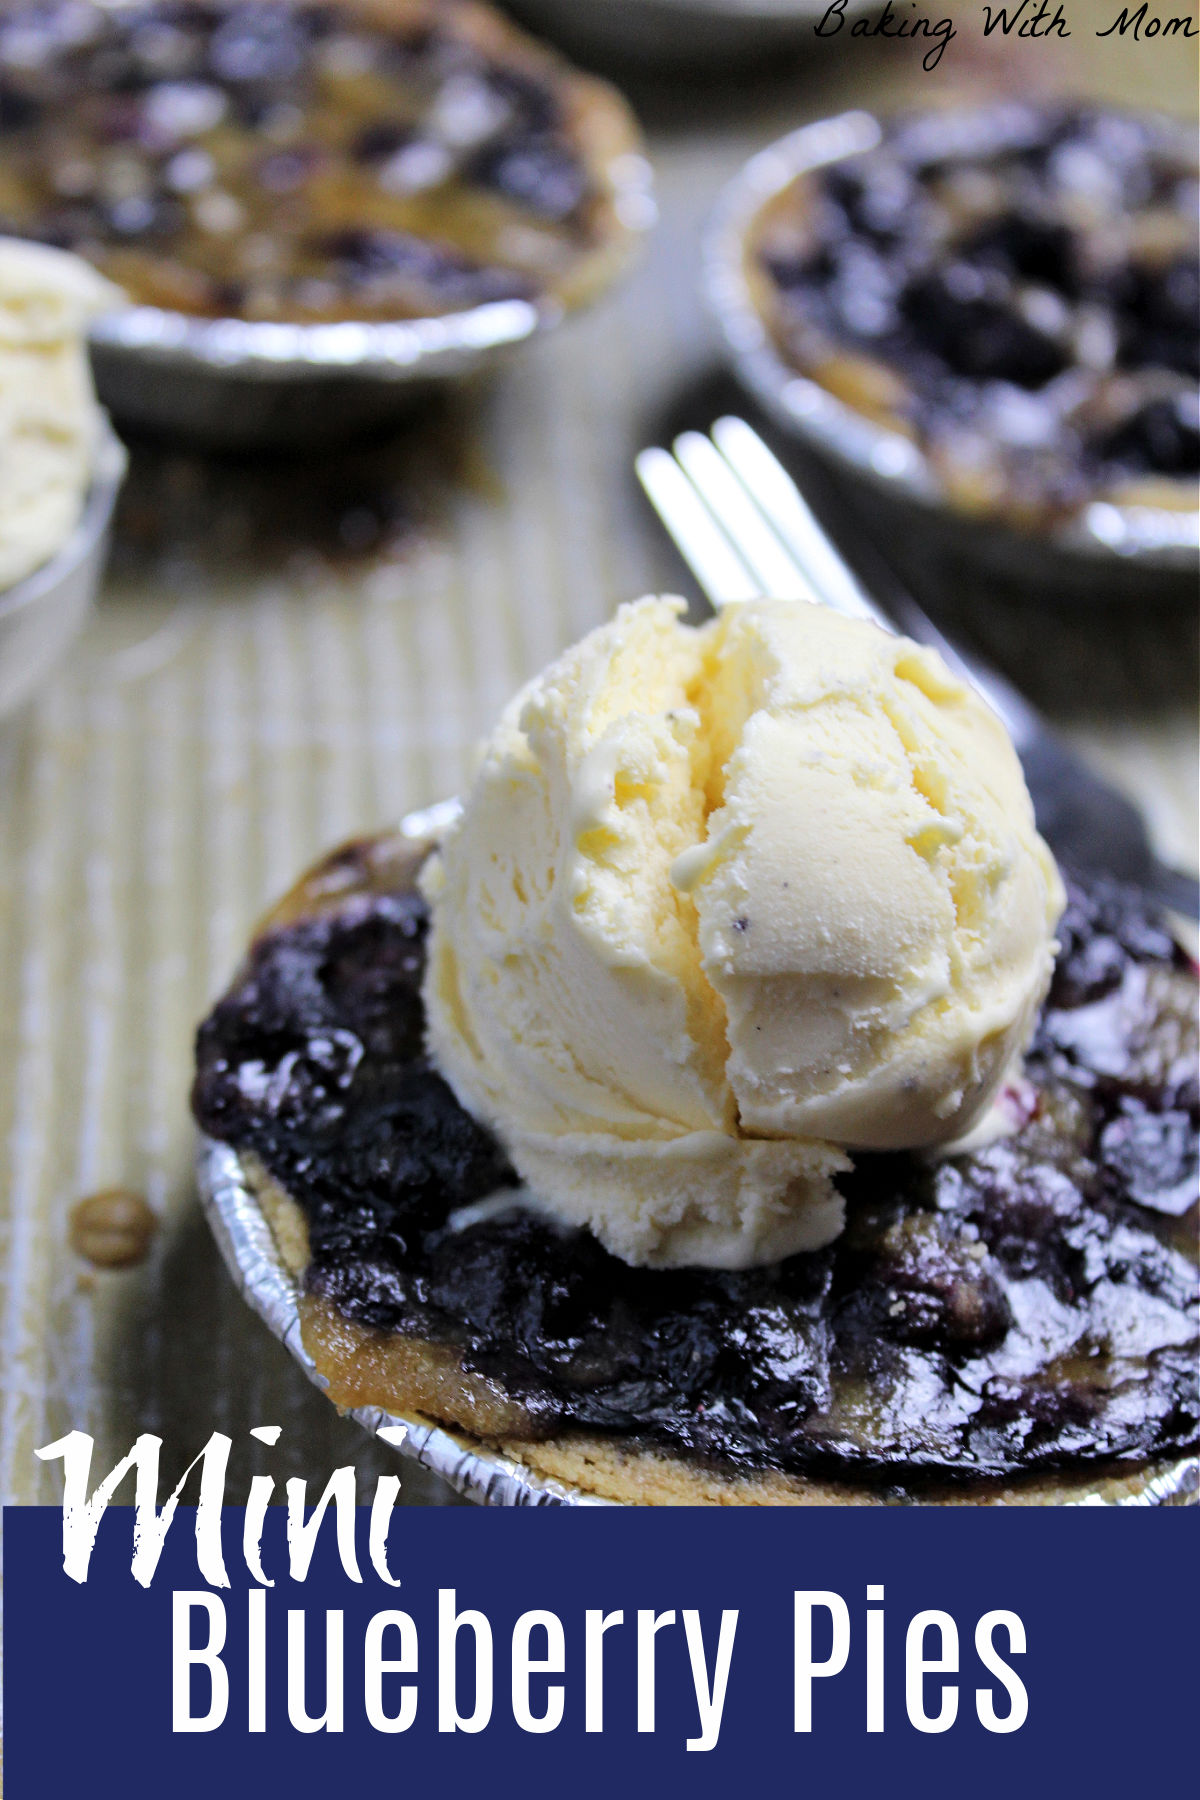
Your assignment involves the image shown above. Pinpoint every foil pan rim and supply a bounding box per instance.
[703,109,1200,572]
[89,297,553,383]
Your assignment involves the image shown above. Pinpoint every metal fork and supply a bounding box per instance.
[637,416,1200,920]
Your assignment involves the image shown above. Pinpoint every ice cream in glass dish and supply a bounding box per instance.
[0,235,125,718]
[0,237,120,592]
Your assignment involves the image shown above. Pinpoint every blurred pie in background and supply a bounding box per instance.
[0,0,647,323]
[749,105,1200,530]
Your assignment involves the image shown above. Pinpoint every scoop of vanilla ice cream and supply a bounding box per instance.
[0,238,122,592]
[422,596,1063,1269]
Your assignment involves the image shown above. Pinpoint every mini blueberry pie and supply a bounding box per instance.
[747,105,1199,530]
[0,0,645,323]
[193,600,1199,1504]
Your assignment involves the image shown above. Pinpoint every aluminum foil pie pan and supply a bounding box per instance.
[704,111,1200,604]
[195,802,1198,1508]
[88,298,554,451]
[87,171,654,451]
[0,420,127,720]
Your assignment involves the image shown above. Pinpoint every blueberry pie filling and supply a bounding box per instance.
[751,105,1200,526]
[192,832,1199,1493]
[0,0,641,321]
